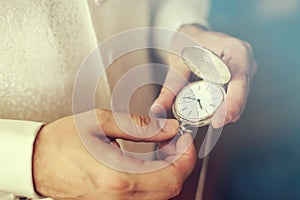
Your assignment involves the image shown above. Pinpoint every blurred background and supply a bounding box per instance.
[203,0,300,199]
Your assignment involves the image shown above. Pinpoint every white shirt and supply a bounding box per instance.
[0,0,209,199]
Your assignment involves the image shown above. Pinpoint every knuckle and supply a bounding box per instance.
[225,37,241,46]
[95,108,110,125]
[232,114,241,122]
[227,105,242,120]
[227,38,250,55]
[222,39,252,66]
[243,41,253,51]
[113,177,135,193]
[98,175,135,193]
[243,41,254,57]
[166,178,184,197]
[94,108,104,121]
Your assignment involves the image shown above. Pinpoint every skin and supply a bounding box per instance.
[151,25,258,128]
[32,25,257,200]
[33,109,196,200]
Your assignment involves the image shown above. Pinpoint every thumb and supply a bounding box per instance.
[150,86,175,115]
[94,109,180,142]
[151,65,190,115]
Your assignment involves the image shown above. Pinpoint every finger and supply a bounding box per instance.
[166,133,196,177]
[109,191,177,200]
[156,136,178,160]
[86,133,195,198]
[130,191,180,200]
[151,55,191,115]
[133,133,196,190]
[224,57,257,124]
[227,75,249,121]
[212,73,249,128]
[211,101,226,129]
[212,43,257,128]
[93,109,179,142]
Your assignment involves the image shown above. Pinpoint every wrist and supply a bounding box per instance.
[32,125,47,196]
[178,24,209,36]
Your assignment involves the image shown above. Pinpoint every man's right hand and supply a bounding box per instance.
[33,109,196,200]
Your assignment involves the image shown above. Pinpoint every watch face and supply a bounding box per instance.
[173,81,224,126]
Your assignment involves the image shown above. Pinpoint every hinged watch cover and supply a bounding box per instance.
[182,46,231,84]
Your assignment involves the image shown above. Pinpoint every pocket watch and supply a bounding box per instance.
[172,46,231,134]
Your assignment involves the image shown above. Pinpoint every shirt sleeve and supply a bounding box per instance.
[0,119,44,199]
[150,0,211,61]
[152,0,210,30]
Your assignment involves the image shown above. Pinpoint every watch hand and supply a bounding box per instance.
[197,99,203,110]
[183,96,197,100]
[183,96,204,109]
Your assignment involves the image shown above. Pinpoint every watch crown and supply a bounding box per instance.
[178,121,193,135]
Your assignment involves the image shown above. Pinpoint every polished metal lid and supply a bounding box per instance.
[182,46,231,84]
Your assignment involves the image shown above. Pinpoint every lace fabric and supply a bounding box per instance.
[0,0,110,123]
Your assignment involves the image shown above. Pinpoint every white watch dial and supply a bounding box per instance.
[173,81,225,126]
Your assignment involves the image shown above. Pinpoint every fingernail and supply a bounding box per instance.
[212,120,222,129]
[150,103,162,114]
[161,119,179,133]
[214,114,232,128]
[212,114,226,129]
[224,115,232,125]
[150,103,167,118]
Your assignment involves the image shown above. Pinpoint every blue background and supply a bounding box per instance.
[207,0,300,199]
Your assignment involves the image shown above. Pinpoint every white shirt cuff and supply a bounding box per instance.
[0,119,44,199]
[153,0,210,30]
[151,0,211,59]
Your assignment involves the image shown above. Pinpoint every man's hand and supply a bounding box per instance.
[151,25,257,128]
[33,109,196,200]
